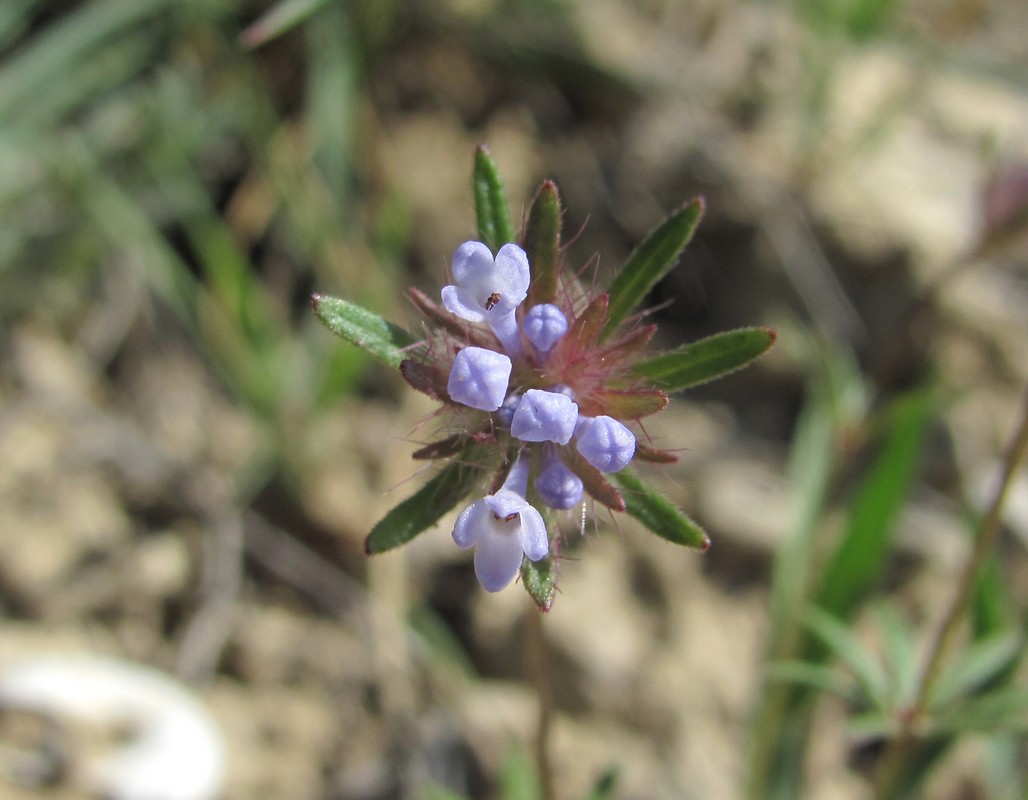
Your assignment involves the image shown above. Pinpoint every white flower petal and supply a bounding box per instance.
[441,285,486,323]
[451,241,495,285]
[474,521,526,592]
[517,505,550,562]
[452,500,491,549]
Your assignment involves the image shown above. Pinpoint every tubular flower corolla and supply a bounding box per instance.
[451,457,549,592]
[442,241,529,354]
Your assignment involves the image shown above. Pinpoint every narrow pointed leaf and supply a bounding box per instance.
[930,632,1022,710]
[563,294,609,351]
[579,389,669,419]
[613,469,709,549]
[632,327,776,391]
[601,198,704,339]
[473,144,514,252]
[804,606,888,709]
[413,434,472,461]
[599,323,657,361]
[524,180,562,305]
[766,661,859,702]
[312,294,416,367]
[634,443,679,464]
[365,461,483,554]
[521,554,557,612]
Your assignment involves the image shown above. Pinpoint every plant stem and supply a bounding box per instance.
[874,388,1028,799]
[525,602,555,800]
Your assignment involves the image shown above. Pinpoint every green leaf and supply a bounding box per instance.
[613,469,709,550]
[473,144,514,252]
[560,447,625,512]
[601,197,704,339]
[579,389,668,419]
[521,554,557,612]
[930,632,1023,710]
[816,386,937,618]
[766,661,858,701]
[803,606,888,709]
[632,327,776,392]
[933,687,1028,734]
[365,461,483,554]
[311,293,416,368]
[524,179,562,306]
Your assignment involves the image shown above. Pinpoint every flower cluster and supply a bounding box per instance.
[314,147,774,610]
[438,241,640,591]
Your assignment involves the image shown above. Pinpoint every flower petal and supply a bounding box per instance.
[451,241,495,286]
[474,520,527,592]
[522,303,568,354]
[452,500,491,549]
[517,505,550,562]
[441,285,487,323]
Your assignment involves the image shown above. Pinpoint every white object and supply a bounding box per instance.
[0,654,224,800]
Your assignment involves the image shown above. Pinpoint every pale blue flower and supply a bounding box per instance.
[522,303,568,357]
[442,241,529,354]
[452,457,549,592]
[575,415,636,472]
[510,389,579,444]
[447,347,512,411]
[534,446,584,510]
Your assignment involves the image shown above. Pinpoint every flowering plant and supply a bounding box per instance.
[313,147,774,610]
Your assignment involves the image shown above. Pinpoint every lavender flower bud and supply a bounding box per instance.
[522,303,568,357]
[447,347,512,411]
[510,389,579,444]
[534,449,584,510]
[575,415,636,472]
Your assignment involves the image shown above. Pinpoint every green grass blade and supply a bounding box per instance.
[473,144,514,252]
[601,197,703,339]
[613,469,710,550]
[523,179,561,306]
[365,461,483,555]
[312,294,417,367]
[631,327,776,392]
[815,386,936,617]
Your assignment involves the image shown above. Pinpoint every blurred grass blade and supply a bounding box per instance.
[524,179,561,305]
[601,197,703,339]
[312,294,417,367]
[613,469,709,550]
[473,144,514,252]
[631,327,776,392]
[876,605,918,707]
[241,0,334,48]
[933,687,1028,734]
[365,461,483,555]
[521,554,557,612]
[766,661,857,701]
[0,0,176,118]
[803,606,888,708]
[815,386,937,617]
[930,632,1023,710]
[0,0,43,51]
